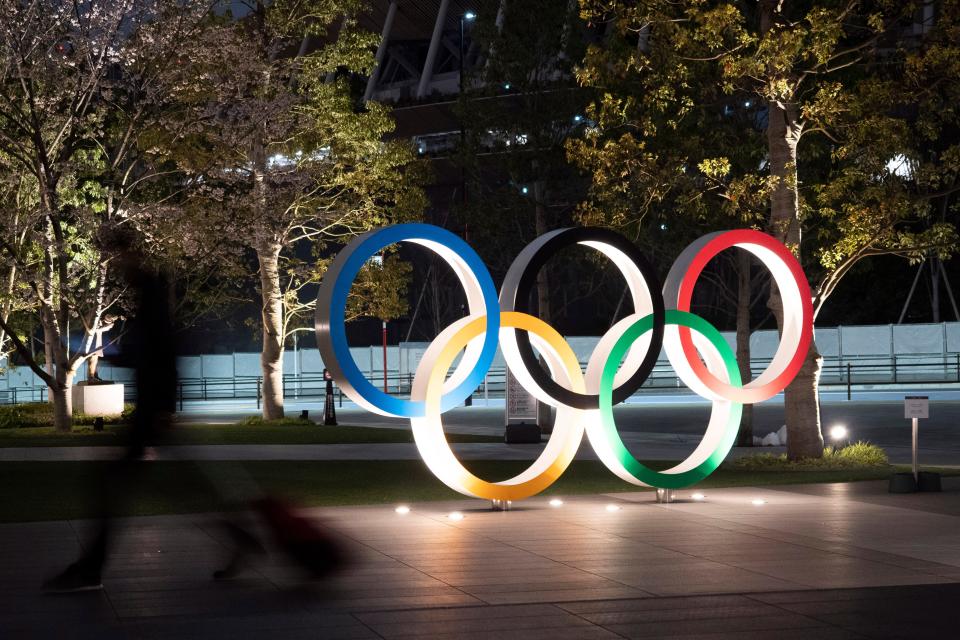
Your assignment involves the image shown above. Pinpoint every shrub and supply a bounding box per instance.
[236,415,314,427]
[0,403,51,429]
[832,441,889,467]
[74,404,134,426]
[729,441,889,471]
[0,402,134,429]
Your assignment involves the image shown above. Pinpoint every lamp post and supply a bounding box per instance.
[459,11,476,217]
[459,11,476,95]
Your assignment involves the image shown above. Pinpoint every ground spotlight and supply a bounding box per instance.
[751,498,766,506]
[395,505,410,515]
[605,504,620,512]
[691,493,706,501]
[448,511,464,521]
[549,498,564,507]
[829,424,849,442]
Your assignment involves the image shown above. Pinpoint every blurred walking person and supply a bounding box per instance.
[43,243,177,593]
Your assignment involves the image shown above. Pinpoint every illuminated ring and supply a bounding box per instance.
[499,227,665,410]
[315,223,499,417]
[663,230,812,404]
[410,312,584,500]
[585,310,742,489]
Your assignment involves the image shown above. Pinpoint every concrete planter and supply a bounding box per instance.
[72,382,124,417]
[888,472,918,493]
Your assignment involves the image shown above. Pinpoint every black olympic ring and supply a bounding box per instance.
[499,227,666,410]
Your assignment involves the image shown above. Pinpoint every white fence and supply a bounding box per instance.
[3,322,960,404]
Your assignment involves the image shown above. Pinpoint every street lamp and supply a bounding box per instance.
[459,11,476,243]
[459,11,476,94]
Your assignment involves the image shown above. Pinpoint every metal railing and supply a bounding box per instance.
[3,353,960,406]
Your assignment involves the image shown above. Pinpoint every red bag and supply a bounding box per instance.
[254,497,345,577]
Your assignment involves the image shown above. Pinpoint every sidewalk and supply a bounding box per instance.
[172,399,960,466]
[3,480,960,638]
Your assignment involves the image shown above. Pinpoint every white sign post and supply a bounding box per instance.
[904,396,929,482]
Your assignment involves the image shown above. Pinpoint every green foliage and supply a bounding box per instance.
[572,0,960,316]
[75,404,136,427]
[182,1,428,354]
[346,254,413,322]
[0,403,134,429]
[235,416,314,428]
[729,442,890,471]
[0,0,239,431]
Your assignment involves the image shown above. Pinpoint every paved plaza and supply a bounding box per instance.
[3,479,960,638]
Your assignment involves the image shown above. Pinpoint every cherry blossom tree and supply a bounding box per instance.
[0,0,215,430]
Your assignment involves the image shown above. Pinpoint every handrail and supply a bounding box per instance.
[4,353,960,406]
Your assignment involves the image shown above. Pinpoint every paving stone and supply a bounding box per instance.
[604,611,828,638]
[2,482,960,637]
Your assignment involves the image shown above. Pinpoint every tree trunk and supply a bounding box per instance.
[258,242,285,420]
[760,0,822,458]
[533,179,551,322]
[50,370,74,433]
[0,263,16,361]
[735,251,754,447]
[783,341,823,458]
[766,91,823,459]
[44,323,55,404]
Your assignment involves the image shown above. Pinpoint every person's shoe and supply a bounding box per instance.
[42,562,103,593]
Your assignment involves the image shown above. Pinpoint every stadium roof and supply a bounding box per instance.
[358,0,482,41]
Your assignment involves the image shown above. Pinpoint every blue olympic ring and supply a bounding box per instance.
[315,223,500,417]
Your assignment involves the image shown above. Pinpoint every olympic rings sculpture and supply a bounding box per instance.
[316,224,813,501]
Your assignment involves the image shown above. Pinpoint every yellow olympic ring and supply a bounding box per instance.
[410,311,584,501]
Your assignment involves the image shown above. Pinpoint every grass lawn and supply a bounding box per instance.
[0,422,500,447]
[0,459,952,523]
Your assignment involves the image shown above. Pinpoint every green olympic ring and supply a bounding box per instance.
[593,310,743,489]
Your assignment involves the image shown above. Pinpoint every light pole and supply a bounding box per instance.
[459,11,476,218]
[459,11,476,94]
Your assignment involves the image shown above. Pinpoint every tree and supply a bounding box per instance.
[0,0,215,430]
[573,0,960,458]
[456,0,592,323]
[190,1,425,419]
